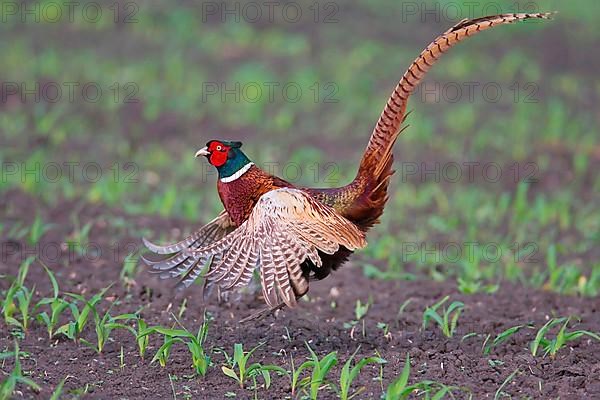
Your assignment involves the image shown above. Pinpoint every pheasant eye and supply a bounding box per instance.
[216,145,223,151]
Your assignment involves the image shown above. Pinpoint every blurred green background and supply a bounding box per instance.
[1,0,599,295]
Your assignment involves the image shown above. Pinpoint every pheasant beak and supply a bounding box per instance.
[195,147,210,158]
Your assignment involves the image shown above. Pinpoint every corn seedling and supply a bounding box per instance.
[343,298,371,338]
[385,354,411,399]
[422,296,464,338]
[335,347,386,400]
[221,343,287,390]
[151,333,177,368]
[49,376,69,400]
[13,283,35,333]
[394,298,413,329]
[482,324,533,355]
[35,262,70,338]
[494,368,520,400]
[114,313,149,358]
[119,252,140,289]
[290,342,338,399]
[385,354,465,399]
[377,322,392,341]
[56,286,110,342]
[2,257,36,334]
[80,305,135,354]
[182,315,211,376]
[66,219,93,256]
[141,314,211,375]
[530,317,600,358]
[354,299,370,320]
[27,213,53,246]
[136,318,150,359]
[0,341,41,399]
[545,244,559,289]
[575,264,599,297]
[289,355,308,396]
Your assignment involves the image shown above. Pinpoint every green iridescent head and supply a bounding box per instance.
[195,140,252,180]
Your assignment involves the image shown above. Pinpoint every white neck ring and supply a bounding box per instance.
[220,162,254,183]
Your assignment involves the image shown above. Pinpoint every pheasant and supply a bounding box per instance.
[143,13,551,314]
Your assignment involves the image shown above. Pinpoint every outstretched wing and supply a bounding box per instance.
[142,210,235,279]
[150,188,367,308]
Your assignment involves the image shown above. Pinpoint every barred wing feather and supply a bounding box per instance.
[141,210,235,282]
[150,188,367,308]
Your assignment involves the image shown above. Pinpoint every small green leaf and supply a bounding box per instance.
[222,366,239,381]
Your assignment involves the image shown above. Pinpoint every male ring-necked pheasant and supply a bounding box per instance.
[143,13,551,314]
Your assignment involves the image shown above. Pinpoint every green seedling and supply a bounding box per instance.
[141,314,211,375]
[483,324,533,355]
[9,283,35,333]
[530,317,600,358]
[152,333,177,368]
[28,213,53,246]
[578,263,600,297]
[0,341,41,398]
[422,295,464,338]
[290,342,338,399]
[183,316,211,376]
[2,257,36,334]
[289,355,307,396]
[377,322,392,340]
[494,368,520,400]
[109,312,150,358]
[35,262,70,338]
[119,252,140,289]
[221,343,286,390]
[511,181,531,230]
[335,347,386,400]
[114,313,150,359]
[136,318,150,359]
[56,286,110,341]
[66,220,93,256]
[49,376,69,400]
[457,278,498,295]
[385,354,412,400]
[542,244,585,294]
[343,298,372,338]
[354,299,370,320]
[385,354,464,399]
[80,305,135,354]
[394,298,413,329]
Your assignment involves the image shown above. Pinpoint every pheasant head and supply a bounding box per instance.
[195,140,253,181]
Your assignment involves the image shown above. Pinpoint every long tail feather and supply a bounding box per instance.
[346,12,552,229]
[357,13,552,180]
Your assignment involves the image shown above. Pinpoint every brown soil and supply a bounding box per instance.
[1,190,600,400]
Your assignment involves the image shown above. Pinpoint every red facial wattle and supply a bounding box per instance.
[209,151,228,167]
[207,141,231,167]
